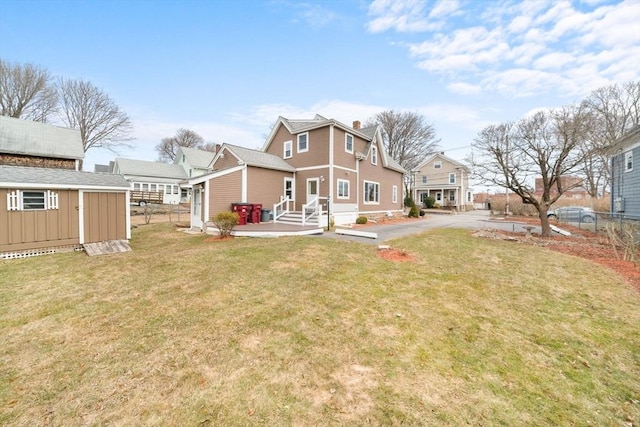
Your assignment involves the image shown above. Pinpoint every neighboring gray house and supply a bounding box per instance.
[112,158,188,205]
[412,152,473,211]
[611,125,640,218]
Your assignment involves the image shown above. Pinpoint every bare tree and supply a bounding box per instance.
[368,110,440,172]
[56,78,133,154]
[469,105,590,236]
[580,81,640,198]
[156,128,206,162]
[0,59,57,122]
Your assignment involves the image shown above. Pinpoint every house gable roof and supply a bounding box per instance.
[176,146,216,169]
[114,158,188,180]
[214,143,296,172]
[414,152,470,173]
[613,125,640,153]
[0,115,85,160]
[0,165,130,189]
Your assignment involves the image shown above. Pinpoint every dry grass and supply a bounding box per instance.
[1,224,639,426]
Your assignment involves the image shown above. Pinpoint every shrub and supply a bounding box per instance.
[211,212,239,238]
[423,196,435,209]
[404,195,415,208]
[409,204,420,218]
[356,216,368,225]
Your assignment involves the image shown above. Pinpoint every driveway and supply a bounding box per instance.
[320,210,540,244]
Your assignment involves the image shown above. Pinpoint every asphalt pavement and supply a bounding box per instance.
[319,210,540,244]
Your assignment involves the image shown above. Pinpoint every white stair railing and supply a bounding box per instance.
[301,197,320,226]
[273,197,292,223]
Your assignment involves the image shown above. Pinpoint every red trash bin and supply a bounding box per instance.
[251,203,262,223]
[232,203,252,225]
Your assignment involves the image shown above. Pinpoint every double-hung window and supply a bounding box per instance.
[364,181,379,204]
[371,146,378,165]
[345,134,353,153]
[625,151,633,172]
[449,173,456,184]
[297,133,308,153]
[284,140,292,159]
[392,185,398,204]
[337,179,350,199]
[422,175,428,184]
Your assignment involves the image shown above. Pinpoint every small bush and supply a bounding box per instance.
[404,195,415,208]
[356,216,368,225]
[211,212,239,238]
[409,204,420,218]
[423,196,435,209]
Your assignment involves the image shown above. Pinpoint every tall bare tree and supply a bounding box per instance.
[156,128,206,163]
[580,80,640,198]
[0,59,57,122]
[56,78,133,154]
[469,105,590,236]
[368,110,440,172]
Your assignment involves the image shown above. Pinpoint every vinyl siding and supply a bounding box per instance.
[247,167,293,208]
[209,170,243,217]
[612,145,640,216]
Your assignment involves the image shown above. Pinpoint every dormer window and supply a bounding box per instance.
[297,133,309,153]
[371,146,378,165]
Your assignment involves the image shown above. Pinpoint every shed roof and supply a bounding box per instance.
[0,165,130,189]
[0,116,85,160]
[114,158,188,179]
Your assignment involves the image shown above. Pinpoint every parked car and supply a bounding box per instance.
[547,206,596,223]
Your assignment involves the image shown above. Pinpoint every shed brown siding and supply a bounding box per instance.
[0,154,76,170]
[83,192,127,243]
[0,189,80,252]
[209,170,242,217]
[247,167,293,208]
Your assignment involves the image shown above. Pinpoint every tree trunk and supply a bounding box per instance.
[538,205,552,237]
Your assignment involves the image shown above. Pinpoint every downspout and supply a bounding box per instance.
[329,123,334,218]
[204,179,210,225]
[241,163,247,202]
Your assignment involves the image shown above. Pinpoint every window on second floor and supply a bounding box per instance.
[625,151,633,172]
[371,146,378,165]
[284,140,292,159]
[449,173,456,184]
[345,134,353,153]
[422,175,428,184]
[297,133,309,153]
[434,161,442,169]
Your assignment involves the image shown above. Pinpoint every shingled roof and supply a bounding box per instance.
[0,165,130,189]
[177,146,216,169]
[224,144,296,172]
[0,116,85,160]
[114,158,188,179]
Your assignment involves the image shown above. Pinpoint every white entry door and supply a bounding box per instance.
[191,187,202,229]
[306,178,319,205]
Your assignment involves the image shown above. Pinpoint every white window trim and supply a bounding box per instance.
[422,175,427,184]
[284,177,295,201]
[345,134,353,153]
[449,173,456,184]
[7,190,59,211]
[624,151,633,172]
[363,180,380,204]
[392,185,398,204]
[434,161,442,169]
[284,140,292,159]
[297,133,309,153]
[337,179,350,199]
[371,146,378,165]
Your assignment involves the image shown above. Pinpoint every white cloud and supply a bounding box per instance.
[429,0,460,19]
[374,0,640,99]
[367,0,434,33]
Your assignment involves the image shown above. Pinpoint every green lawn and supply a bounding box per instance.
[1,224,638,426]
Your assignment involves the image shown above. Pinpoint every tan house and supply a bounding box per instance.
[186,115,406,229]
[0,116,131,258]
[413,152,473,211]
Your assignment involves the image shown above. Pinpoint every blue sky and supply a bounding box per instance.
[1,0,639,173]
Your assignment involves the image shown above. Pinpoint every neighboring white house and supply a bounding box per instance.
[412,152,473,211]
[112,158,188,205]
[174,146,216,178]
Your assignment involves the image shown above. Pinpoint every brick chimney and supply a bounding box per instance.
[215,144,221,153]
[352,120,361,130]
